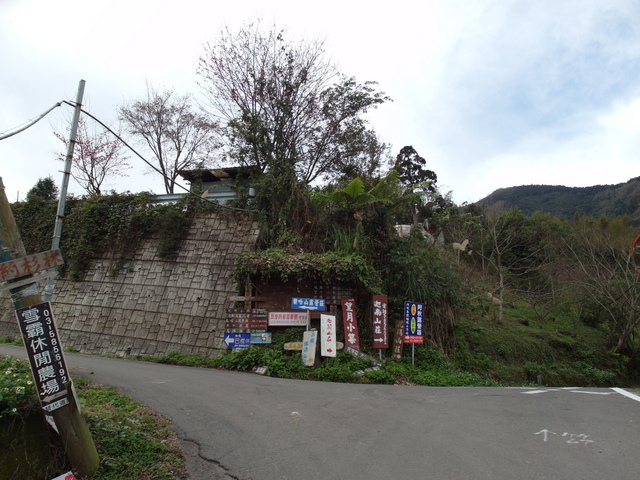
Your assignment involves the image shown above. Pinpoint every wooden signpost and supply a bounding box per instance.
[392,320,405,361]
[225,308,269,332]
[0,177,99,477]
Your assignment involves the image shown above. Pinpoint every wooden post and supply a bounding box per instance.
[0,177,100,477]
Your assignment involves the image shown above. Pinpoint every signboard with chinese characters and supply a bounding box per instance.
[340,298,360,350]
[302,330,317,366]
[403,301,425,344]
[0,249,64,282]
[250,332,272,344]
[372,295,389,348]
[268,311,309,326]
[320,314,337,357]
[15,302,70,412]
[225,308,268,332]
[392,320,405,361]
[291,297,326,311]
[312,284,352,305]
[223,333,252,349]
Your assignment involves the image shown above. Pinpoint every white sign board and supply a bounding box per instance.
[302,330,317,366]
[320,314,337,357]
[268,311,308,326]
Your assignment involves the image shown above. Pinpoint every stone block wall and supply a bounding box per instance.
[0,212,259,357]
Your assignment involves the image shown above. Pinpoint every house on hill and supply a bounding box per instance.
[154,166,258,205]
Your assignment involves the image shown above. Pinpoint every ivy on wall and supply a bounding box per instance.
[12,192,223,280]
[234,248,383,295]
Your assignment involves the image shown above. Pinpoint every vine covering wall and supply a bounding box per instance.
[0,212,259,357]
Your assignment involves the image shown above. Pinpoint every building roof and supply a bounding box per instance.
[178,166,259,184]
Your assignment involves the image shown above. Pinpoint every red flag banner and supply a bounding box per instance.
[371,294,389,348]
[341,298,360,350]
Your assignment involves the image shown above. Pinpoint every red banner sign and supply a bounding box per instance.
[341,298,360,350]
[371,295,389,348]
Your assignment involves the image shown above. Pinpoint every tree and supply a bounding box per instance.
[566,217,640,353]
[197,22,389,184]
[26,176,58,201]
[393,146,437,189]
[481,209,553,323]
[119,85,218,194]
[393,146,439,225]
[55,117,130,196]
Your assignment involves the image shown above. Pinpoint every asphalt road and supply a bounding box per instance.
[2,344,639,480]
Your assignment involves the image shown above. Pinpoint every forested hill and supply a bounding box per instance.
[475,177,640,224]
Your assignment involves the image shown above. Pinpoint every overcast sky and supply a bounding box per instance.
[2,0,639,205]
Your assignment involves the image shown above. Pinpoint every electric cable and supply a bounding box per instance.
[61,101,255,213]
[0,102,63,140]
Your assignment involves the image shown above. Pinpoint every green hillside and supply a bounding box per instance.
[476,177,640,224]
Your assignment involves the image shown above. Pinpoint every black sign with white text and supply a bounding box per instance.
[15,302,70,412]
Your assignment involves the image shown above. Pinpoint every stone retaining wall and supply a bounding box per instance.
[0,212,259,357]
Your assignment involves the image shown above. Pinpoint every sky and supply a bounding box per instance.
[1,0,640,205]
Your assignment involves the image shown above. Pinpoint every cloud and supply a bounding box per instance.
[2,0,639,206]
[413,0,640,202]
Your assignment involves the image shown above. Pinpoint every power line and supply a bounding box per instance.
[63,101,255,213]
[1,99,255,212]
[0,102,63,140]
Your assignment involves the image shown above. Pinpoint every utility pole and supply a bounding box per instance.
[0,176,99,477]
[44,79,85,302]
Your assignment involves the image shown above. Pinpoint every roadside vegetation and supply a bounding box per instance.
[3,18,640,478]
[0,356,185,480]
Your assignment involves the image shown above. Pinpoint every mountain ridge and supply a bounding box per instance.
[474,176,640,224]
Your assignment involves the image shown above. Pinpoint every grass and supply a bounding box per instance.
[75,377,185,480]
[0,356,185,480]
[454,294,631,387]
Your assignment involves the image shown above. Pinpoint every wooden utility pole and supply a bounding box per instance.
[0,177,99,477]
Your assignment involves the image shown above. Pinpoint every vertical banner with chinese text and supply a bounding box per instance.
[392,320,405,361]
[302,330,317,366]
[15,302,70,412]
[372,295,389,349]
[403,301,425,344]
[320,314,337,357]
[341,298,360,350]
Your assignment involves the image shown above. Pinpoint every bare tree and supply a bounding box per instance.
[197,22,389,184]
[119,85,218,194]
[54,117,130,196]
[566,221,640,353]
[481,209,551,323]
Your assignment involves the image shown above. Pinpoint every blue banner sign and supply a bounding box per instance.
[403,301,425,344]
[223,333,251,349]
[291,297,326,311]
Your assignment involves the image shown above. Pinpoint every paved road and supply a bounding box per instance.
[2,344,639,480]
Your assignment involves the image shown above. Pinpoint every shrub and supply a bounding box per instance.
[0,357,38,418]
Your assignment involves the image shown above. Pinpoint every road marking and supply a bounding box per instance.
[523,388,613,396]
[612,387,640,402]
[570,390,612,395]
